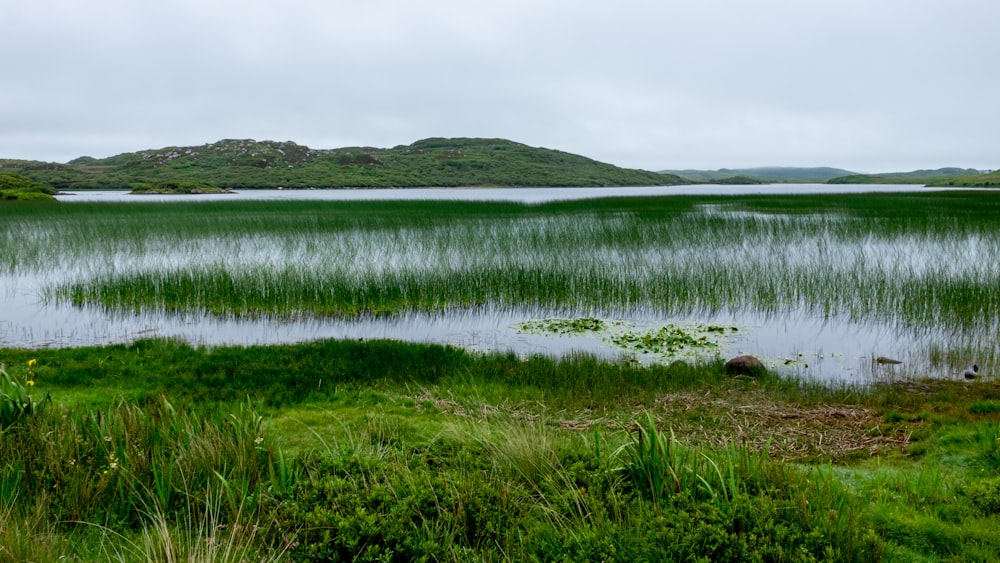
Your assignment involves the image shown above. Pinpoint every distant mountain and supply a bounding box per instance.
[0,138,684,190]
[828,168,988,185]
[880,167,982,178]
[662,167,857,183]
[925,169,1000,187]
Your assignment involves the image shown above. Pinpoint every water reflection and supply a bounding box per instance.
[7,185,994,384]
[54,184,964,204]
[0,269,982,385]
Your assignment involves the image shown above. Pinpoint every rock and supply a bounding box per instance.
[725,355,765,377]
[875,356,902,365]
[964,363,979,380]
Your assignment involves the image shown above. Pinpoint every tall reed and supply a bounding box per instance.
[3,193,999,335]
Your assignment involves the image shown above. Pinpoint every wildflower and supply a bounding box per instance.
[26,380,35,387]
[254,436,264,445]
[27,359,37,368]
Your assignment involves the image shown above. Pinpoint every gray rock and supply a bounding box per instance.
[725,355,765,377]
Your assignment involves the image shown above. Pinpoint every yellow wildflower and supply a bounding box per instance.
[27,380,35,387]
[28,359,37,368]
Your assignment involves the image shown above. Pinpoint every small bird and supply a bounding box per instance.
[963,363,980,380]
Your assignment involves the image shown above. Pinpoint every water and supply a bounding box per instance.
[4,184,993,383]
[0,277,954,381]
[54,183,959,204]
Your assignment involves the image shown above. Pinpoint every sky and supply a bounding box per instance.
[2,0,998,173]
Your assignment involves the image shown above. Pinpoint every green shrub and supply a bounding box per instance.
[969,400,1000,415]
[0,173,57,194]
[961,477,1000,515]
[274,453,526,561]
[0,188,58,201]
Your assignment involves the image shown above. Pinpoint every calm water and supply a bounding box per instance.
[3,184,988,383]
[2,293,964,383]
[55,184,944,203]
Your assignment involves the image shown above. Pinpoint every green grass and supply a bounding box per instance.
[5,338,1000,560]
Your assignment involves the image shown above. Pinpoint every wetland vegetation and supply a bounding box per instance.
[2,190,1000,560]
[4,191,999,375]
[0,173,58,202]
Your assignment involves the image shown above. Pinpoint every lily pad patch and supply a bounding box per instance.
[516,317,740,363]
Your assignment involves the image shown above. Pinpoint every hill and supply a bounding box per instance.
[828,168,991,185]
[925,169,1000,187]
[663,167,856,183]
[0,138,683,190]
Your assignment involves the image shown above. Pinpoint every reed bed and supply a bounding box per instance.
[4,192,1000,336]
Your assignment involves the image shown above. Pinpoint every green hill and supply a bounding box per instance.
[2,138,683,189]
[926,169,1000,187]
[663,167,856,183]
[827,168,987,185]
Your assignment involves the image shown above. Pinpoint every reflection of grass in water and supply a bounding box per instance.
[518,317,739,362]
[4,193,1000,338]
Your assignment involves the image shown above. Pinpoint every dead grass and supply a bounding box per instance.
[412,386,914,462]
[652,390,913,462]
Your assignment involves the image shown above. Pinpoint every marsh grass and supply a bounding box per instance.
[0,389,295,560]
[3,193,999,338]
[79,484,286,563]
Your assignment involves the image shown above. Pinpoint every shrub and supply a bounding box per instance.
[0,189,58,201]
[0,173,57,194]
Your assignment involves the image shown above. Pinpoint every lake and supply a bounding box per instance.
[2,185,993,384]
[54,183,945,204]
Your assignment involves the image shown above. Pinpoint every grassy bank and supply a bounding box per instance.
[3,338,1000,560]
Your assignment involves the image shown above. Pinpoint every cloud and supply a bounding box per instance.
[2,0,998,171]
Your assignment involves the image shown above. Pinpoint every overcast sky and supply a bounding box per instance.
[2,1,998,172]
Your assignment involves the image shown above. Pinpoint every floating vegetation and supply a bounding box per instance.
[517,317,610,335]
[610,324,739,359]
[517,317,740,363]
